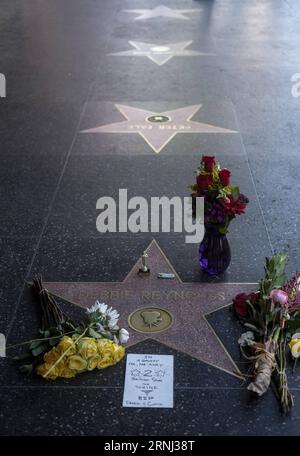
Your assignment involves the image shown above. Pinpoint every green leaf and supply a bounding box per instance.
[259,252,288,299]
[231,186,240,201]
[88,328,102,339]
[218,224,228,234]
[187,184,198,191]
[100,332,114,341]
[31,344,48,357]
[49,338,59,346]
[29,339,44,350]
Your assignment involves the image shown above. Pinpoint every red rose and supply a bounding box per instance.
[219,168,231,186]
[197,173,213,190]
[221,196,247,215]
[233,293,249,317]
[249,292,260,303]
[201,156,216,172]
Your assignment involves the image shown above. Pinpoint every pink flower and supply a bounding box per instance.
[270,289,288,305]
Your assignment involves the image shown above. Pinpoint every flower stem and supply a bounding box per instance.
[276,336,294,413]
[5,331,75,351]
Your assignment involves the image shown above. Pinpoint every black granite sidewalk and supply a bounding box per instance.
[1,0,300,436]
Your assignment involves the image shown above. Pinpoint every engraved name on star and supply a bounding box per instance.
[124,5,201,21]
[80,104,237,154]
[109,41,214,66]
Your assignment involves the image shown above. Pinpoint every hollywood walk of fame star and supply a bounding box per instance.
[109,41,214,66]
[124,5,201,21]
[45,240,257,377]
[80,104,237,153]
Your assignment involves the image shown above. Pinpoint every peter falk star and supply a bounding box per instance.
[81,104,237,153]
[128,122,191,130]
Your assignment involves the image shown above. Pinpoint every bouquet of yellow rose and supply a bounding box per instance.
[37,336,125,380]
[12,276,129,379]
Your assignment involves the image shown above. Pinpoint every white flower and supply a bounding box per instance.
[86,303,98,314]
[107,307,120,329]
[86,301,108,315]
[119,328,130,344]
[238,331,255,347]
[87,301,122,333]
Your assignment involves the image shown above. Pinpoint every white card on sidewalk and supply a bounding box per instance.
[122,354,174,408]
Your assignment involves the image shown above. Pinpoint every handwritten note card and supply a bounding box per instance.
[123,354,174,408]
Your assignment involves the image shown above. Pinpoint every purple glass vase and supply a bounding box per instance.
[198,226,231,275]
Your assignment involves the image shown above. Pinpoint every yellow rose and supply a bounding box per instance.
[87,355,101,371]
[54,358,68,374]
[112,344,125,363]
[96,338,108,349]
[44,348,60,365]
[57,336,77,356]
[36,363,60,380]
[97,354,115,369]
[59,366,76,378]
[68,355,87,372]
[289,339,300,358]
[77,337,98,359]
[97,339,115,355]
[97,339,125,365]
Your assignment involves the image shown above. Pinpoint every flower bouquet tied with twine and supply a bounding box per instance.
[234,253,300,413]
[12,276,129,380]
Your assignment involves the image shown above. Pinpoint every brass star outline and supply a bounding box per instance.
[45,240,256,378]
[124,5,202,21]
[80,104,237,154]
[108,40,214,66]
